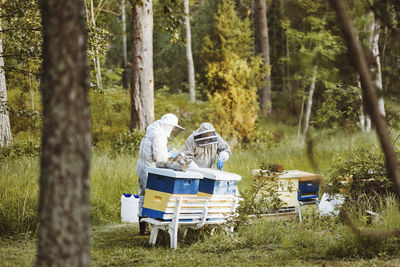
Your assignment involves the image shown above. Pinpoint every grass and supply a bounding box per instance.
[2,216,400,266]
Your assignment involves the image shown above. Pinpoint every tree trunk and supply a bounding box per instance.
[297,87,305,138]
[130,0,154,130]
[254,0,272,115]
[184,0,196,102]
[302,65,318,136]
[90,0,103,90]
[367,11,385,117]
[358,78,371,132]
[37,0,91,266]
[121,0,129,89]
[0,21,12,147]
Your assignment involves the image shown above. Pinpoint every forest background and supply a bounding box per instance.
[1,0,400,266]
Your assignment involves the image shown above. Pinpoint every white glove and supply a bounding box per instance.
[188,161,199,169]
[218,151,230,162]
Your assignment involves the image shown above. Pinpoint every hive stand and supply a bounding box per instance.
[140,195,240,249]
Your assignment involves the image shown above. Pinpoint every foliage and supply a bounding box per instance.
[0,140,40,161]
[202,0,263,143]
[314,83,361,129]
[238,167,294,217]
[89,89,130,149]
[87,24,113,62]
[324,143,396,199]
[1,0,42,99]
[155,0,186,43]
[111,129,144,155]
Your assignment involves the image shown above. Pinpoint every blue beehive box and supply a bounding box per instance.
[298,180,320,200]
[195,168,241,197]
[142,167,203,220]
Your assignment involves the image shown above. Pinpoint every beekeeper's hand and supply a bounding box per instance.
[168,149,179,159]
[216,151,230,170]
[217,158,224,170]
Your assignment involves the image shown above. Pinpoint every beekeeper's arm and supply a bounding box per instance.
[152,136,170,162]
[184,135,199,168]
[183,135,196,161]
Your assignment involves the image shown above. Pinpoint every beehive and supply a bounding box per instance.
[142,167,203,220]
[194,168,241,197]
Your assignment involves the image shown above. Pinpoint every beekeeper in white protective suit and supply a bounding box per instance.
[136,113,183,235]
[184,122,231,169]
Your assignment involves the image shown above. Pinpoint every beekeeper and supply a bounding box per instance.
[136,113,183,235]
[184,122,230,170]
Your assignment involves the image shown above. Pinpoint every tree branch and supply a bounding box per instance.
[341,209,400,238]
[3,66,41,76]
[0,28,42,32]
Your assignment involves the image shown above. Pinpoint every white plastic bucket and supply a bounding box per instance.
[121,194,139,223]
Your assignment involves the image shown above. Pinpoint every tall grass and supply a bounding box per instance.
[0,157,39,236]
[90,152,138,224]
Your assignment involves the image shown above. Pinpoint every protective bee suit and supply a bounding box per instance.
[136,114,183,224]
[184,122,231,169]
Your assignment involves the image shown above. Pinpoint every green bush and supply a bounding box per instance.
[111,129,145,155]
[0,140,40,160]
[314,83,361,129]
[324,143,396,198]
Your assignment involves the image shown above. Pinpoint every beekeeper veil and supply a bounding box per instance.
[193,122,218,147]
[160,113,184,139]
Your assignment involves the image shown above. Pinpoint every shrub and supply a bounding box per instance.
[314,83,361,129]
[324,143,396,199]
[111,129,145,155]
[0,140,40,160]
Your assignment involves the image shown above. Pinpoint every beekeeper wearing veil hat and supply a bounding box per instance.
[136,113,184,235]
[184,122,230,170]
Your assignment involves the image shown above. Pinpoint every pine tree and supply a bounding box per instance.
[202,0,262,142]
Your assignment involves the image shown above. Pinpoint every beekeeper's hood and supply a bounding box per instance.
[146,113,184,139]
[193,122,218,147]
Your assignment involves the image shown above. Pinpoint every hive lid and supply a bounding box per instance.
[146,166,203,179]
[193,168,241,181]
[252,169,322,181]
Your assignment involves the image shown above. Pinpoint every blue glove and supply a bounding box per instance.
[217,158,224,170]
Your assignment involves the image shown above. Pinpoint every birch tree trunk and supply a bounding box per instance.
[121,0,129,89]
[358,78,371,132]
[0,21,12,147]
[184,0,195,102]
[130,0,154,130]
[37,0,91,265]
[367,11,385,117]
[90,0,103,90]
[254,0,272,115]
[302,65,318,136]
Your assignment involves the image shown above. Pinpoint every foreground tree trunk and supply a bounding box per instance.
[130,0,154,130]
[184,0,196,102]
[302,65,318,136]
[0,21,12,147]
[37,0,91,266]
[121,0,129,89]
[254,0,272,115]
